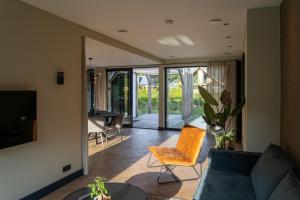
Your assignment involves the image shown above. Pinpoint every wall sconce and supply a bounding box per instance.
[57,72,64,85]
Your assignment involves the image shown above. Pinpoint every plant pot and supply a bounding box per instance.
[227,141,235,150]
[94,194,111,200]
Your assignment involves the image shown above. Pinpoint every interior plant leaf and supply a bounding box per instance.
[223,105,231,124]
[215,134,226,149]
[88,177,109,198]
[203,115,213,127]
[231,101,245,117]
[204,102,217,123]
[215,112,224,127]
[224,130,235,143]
[198,85,219,106]
[220,90,232,106]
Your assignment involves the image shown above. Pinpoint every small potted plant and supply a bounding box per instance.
[198,86,244,150]
[88,177,111,200]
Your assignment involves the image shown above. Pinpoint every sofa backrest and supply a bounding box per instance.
[251,144,298,200]
[268,171,300,200]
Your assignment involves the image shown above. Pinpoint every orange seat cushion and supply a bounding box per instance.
[149,146,194,166]
[148,125,206,167]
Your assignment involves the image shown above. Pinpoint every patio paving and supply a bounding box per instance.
[42,128,215,200]
[134,113,207,130]
[133,113,159,129]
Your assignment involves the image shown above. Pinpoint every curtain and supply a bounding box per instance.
[179,68,193,123]
[207,61,237,132]
[94,68,107,111]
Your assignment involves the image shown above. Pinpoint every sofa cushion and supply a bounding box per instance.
[268,172,300,200]
[251,144,290,200]
[195,169,256,200]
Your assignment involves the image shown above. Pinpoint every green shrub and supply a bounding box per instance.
[137,86,159,115]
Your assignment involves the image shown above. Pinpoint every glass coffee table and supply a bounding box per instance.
[63,183,148,200]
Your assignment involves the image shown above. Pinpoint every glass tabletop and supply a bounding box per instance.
[63,183,148,200]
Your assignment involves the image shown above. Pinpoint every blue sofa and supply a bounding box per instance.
[194,144,300,200]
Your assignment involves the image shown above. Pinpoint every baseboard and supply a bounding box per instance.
[21,169,83,200]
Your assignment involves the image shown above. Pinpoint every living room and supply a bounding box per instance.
[0,0,299,200]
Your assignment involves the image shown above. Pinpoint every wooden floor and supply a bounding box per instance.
[42,128,215,200]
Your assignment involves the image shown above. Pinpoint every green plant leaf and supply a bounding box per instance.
[215,134,226,149]
[198,85,219,106]
[203,115,213,127]
[220,90,232,106]
[204,103,217,123]
[88,177,109,198]
[231,101,245,117]
[224,130,235,143]
[223,105,231,123]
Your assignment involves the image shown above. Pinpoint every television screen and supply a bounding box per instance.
[0,91,37,150]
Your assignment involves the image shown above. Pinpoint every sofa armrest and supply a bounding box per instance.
[208,149,262,176]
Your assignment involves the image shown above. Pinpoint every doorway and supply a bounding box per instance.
[105,67,160,129]
[165,66,207,130]
[106,68,132,126]
[132,67,159,129]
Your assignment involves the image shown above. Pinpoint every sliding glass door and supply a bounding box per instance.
[107,69,132,126]
[165,66,207,129]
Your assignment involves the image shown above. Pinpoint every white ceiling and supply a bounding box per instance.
[22,0,282,61]
[86,38,159,67]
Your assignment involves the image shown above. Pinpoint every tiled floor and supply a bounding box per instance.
[42,128,215,200]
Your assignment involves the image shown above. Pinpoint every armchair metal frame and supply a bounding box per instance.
[147,124,206,184]
[147,152,202,184]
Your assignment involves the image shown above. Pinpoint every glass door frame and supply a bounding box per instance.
[164,65,207,130]
[106,68,133,128]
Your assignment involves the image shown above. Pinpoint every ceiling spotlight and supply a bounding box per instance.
[208,18,222,25]
[118,29,128,33]
[226,36,231,39]
[223,22,230,26]
[165,19,174,25]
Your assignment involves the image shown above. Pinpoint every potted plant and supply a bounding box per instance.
[88,177,111,200]
[198,86,244,149]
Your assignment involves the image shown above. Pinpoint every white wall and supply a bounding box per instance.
[0,1,84,199]
[0,1,162,198]
[245,6,281,152]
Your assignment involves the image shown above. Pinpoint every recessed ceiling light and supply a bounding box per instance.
[223,22,230,26]
[118,29,128,33]
[165,19,174,25]
[226,36,231,39]
[209,18,222,25]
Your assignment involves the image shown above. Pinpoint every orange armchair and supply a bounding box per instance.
[148,124,206,184]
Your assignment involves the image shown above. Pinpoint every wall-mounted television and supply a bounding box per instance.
[0,91,37,150]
